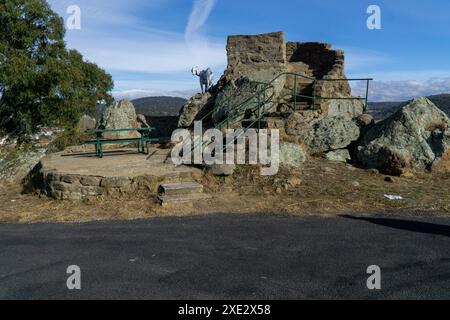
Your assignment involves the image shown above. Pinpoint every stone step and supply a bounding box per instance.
[159,182,204,196]
[158,193,211,207]
[159,182,203,196]
[158,182,210,206]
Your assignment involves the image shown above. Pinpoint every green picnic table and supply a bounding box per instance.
[85,128,159,158]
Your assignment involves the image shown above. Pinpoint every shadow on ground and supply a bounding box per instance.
[340,215,450,238]
[61,150,140,158]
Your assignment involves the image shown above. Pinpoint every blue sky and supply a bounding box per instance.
[47,0,450,101]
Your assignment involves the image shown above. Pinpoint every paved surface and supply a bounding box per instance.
[42,148,200,177]
[0,214,450,300]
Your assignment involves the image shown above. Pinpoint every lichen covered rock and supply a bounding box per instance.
[77,115,96,133]
[325,149,351,162]
[98,100,140,139]
[357,97,450,175]
[178,93,213,128]
[307,116,360,154]
[280,142,307,168]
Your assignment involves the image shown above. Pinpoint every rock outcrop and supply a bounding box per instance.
[178,93,213,128]
[212,78,267,127]
[357,97,450,175]
[327,97,365,118]
[1,127,61,184]
[354,113,375,128]
[325,149,351,162]
[77,115,96,133]
[0,150,45,184]
[98,100,142,139]
[307,117,360,154]
[177,31,371,166]
[280,142,307,168]
[178,31,363,131]
[206,164,236,176]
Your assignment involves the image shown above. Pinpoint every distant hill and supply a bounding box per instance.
[369,94,450,120]
[132,96,187,117]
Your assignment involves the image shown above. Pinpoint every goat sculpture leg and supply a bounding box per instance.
[192,67,213,94]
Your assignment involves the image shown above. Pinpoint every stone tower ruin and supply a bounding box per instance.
[179,31,368,131]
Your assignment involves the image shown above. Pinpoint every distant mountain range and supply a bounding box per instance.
[97,93,450,122]
[131,96,187,117]
[369,94,450,120]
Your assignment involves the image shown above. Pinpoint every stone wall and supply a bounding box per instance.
[226,32,287,79]
[224,32,288,103]
[286,42,338,79]
[26,152,203,200]
[36,169,200,201]
[41,171,152,201]
[224,32,357,116]
[178,31,363,129]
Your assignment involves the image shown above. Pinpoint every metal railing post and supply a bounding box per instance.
[227,101,230,129]
[293,74,297,111]
[365,79,369,112]
[313,80,316,110]
[257,92,261,130]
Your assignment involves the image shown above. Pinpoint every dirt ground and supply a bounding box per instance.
[1,157,449,224]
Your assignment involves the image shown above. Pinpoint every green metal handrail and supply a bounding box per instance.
[211,72,372,131]
[187,72,372,157]
[215,83,275,130]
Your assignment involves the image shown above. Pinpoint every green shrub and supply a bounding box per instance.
[48,128,86,153]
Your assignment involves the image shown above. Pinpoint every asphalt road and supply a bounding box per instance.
[0,214,450,300]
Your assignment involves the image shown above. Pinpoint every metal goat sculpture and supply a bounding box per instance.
[191,66,214,94]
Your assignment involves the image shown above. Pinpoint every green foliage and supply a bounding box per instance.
[0,0,114,136]
[47,127,85,153]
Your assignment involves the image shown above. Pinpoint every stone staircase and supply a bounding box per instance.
[233,71,319,131]
[158,182,210,206]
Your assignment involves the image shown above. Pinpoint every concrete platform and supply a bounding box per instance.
[35,148,203,200]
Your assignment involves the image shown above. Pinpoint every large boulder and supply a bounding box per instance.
[327,96,365,118]
[357,97,450,175]
[0,127,61,184]
[77,115,96,133]
[307,116,360,154]
[207,164,236,176]
[0,150,45,184]
[212,78,270,127]
[354,113,375,128]
[280,142,307,168]
[325,149,351,162]
[98,100,140,139]
[178,32,357,131]
[284,111,318,142]
[178,93,212,128]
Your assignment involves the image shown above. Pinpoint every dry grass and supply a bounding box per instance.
[222,158,450,215]
[0,157,449,224]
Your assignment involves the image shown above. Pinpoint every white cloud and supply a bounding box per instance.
[47,0,226,95]
[185,0,218,41]
[351,77,450,102]
[350,70,450,82]
[67,30,226,75]
[113,89,195,100]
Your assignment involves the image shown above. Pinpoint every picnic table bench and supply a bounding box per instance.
[85,128,159,158]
